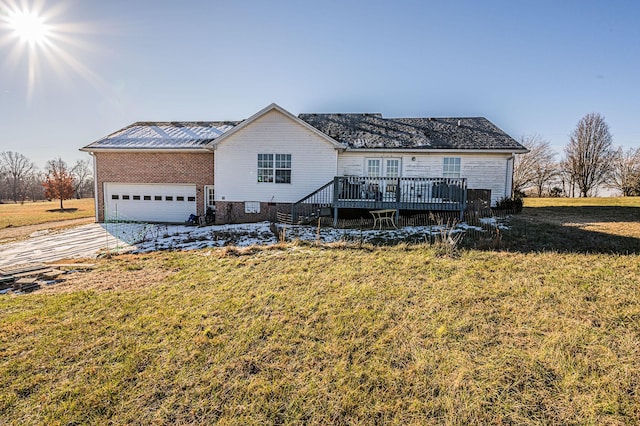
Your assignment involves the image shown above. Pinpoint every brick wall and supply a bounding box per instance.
[215,201,291,224]
[94,151,213,221]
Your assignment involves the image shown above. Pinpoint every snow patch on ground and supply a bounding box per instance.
[104,219,509,253]
[479,217,511,230]
[0,215,512,269]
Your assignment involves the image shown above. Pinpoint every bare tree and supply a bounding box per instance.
[0,164,7,201]
[0,151,36,202]
[71,159,93,198]
[513,135,558,196]
[564,113,614,197]
[608,147,640,196]
[25,171,46,201]
[558,161,576,197]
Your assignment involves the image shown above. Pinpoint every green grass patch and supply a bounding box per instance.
[0,199,95,229]
[2,247,640,424]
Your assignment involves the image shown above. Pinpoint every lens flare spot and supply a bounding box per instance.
[8,9,50,44]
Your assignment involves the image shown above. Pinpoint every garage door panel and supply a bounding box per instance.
[105,183,196,223]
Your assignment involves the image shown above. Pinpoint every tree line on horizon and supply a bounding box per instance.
[513,113,640,198]
[0,152,93,207]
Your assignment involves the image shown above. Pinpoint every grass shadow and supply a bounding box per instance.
[522,206,640,224]
[501,214,640,254]
[45,208,78,213]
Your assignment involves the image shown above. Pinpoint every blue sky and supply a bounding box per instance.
[1,0,639,169]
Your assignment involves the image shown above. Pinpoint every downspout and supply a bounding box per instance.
[90,152,99,222]
[506,154,514,198]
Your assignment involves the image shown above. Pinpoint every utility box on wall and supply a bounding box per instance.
[244,201,260,214]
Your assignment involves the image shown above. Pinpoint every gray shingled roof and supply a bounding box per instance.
[83,121,240,150]
[298,114,526,151]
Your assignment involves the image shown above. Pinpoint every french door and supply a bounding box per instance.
[366,158,400,200]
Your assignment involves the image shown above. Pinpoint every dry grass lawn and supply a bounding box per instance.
[1,247,639,425]
[0,198,95,229]
[1,197,639,424]
[508,197,640,251]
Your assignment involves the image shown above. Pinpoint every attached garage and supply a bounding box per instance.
[104,183,196,223]
[81,121,237,223]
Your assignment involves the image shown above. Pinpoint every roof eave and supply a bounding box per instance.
[79,147,213,153]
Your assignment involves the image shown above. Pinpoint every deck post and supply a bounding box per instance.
[333,176,340,227]
[459,180,467,221]
[395,180,401,225]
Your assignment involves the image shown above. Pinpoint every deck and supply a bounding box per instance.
[291,176,467,226]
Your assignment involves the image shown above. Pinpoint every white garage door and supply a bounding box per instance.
[104,183,197,223]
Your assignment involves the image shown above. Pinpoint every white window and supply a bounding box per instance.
[258,154,291,183]
[443,157,461,178]
[366,158,400,177]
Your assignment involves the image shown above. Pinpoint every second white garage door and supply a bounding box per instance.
[104,183,197,223]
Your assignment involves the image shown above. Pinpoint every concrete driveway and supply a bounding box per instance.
[0,223,135,269]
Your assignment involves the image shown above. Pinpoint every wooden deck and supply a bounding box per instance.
[291,176,468,226]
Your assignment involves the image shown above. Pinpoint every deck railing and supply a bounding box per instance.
[334,176,467,211]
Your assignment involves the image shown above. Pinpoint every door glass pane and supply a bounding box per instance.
[386,159,400,177]
[367,159,381,177]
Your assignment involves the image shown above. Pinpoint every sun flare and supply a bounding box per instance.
[0,0,110,100]
[8,9,49,44]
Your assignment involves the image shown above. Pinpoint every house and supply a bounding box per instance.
[80,103,527,224]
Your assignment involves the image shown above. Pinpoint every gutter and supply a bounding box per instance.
[343,148,529,155]
[79,148,212,153]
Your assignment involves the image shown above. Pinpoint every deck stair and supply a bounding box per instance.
[289,180,335,225]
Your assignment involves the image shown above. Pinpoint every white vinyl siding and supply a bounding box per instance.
[214,109,338,203]
[460,155,510,203]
